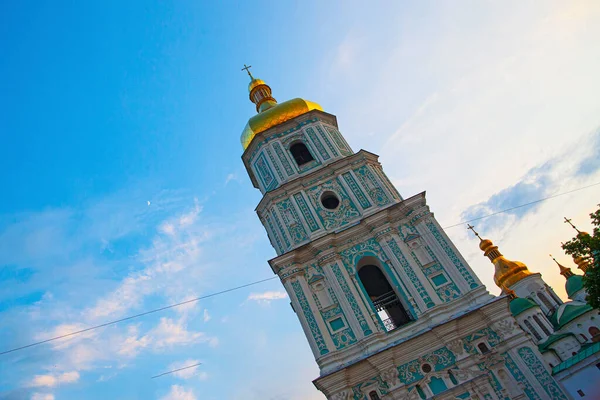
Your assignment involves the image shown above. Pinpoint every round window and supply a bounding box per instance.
[321,191,340,210]
[421,363,432,373]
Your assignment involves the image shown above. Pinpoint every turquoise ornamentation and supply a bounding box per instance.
[272,141,295,176]
[293,192,320,232]
[342,172,372,209]
[503,352,541,400]
[316,125,339,157]
[397,346,456,385]
[425,221,478,289]
[351,376,389,400]
[306,127,330,160]
[387,239,435,308]
[354,166,390,206]
[331,262,372,336]
[518,347,568,400]
[276,199,308,244]
[291,280,329,356]
[254,152,277,191]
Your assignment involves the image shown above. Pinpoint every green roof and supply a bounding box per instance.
[509,297,538,316]
[538,333,573,352]
[552,341,600,375]
[565,275,584,298]
[549,302,593,329]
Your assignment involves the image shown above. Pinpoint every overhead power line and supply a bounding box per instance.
[151,362,203,379]
[1,181,598,356]
[0,277,278,356]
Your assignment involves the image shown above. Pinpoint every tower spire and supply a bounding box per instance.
[241,65,277,113]
[468,228,532,289]
[550,254,574,278]
[241,64,254,79]
[564,217,581,234]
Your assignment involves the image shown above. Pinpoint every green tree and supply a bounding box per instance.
[561,204,600,309]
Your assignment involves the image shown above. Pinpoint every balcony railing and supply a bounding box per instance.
[371,290,401,312]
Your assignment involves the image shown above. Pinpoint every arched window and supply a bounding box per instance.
[477,342,490,354]
[289,142,314,166]
[537,292,554,311]
[524,319,542,341]
[589,327,600,342]
[533,315,551,336]
[357,259,411,331]
[368,391,381,400]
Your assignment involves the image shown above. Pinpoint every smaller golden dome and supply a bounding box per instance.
[248,78,266,92]
[469,230,534,289]
[479,239,493,251]
[573,255,590,274]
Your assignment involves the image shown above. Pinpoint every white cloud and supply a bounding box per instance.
[160,385,197,400]
[225,173,237,185]
[203,309,211,322]
[247,291,288,304]
[31,394,55,400]
[29,371,79,388]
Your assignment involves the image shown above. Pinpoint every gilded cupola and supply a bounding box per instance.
[240,65,323,150]
[468,224,533,290]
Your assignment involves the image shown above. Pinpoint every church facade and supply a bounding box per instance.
[239,70,599,399]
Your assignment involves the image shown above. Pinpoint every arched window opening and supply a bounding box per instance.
[358,262,411,331]
[533,315,551,336]
[448,370,458,385]
[524,319,542,341]
[289,142,314,166]
[477,342,490,354]
[428,376,448,395]
[537,292,554,313]
[368,391,381,400]
[415,385,427,400]
[589,327,600,342]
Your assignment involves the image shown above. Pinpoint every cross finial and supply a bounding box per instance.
[564,217,581,233]
[241,64,254,79]
[467,224,482,239]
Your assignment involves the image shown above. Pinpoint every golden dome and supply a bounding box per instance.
[573,255,590,274]
[240,73,323,150]
[470,233,533,289]
[479,239,493,251]
[241,98,323,149]
[493,257,533,288]
[248,78,266,92]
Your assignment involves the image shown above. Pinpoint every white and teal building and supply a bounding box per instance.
[239,71,596,399]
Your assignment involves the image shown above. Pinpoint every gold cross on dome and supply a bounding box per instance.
[563,217,581,233]
[241,64,254,79]
[467,224,481,239]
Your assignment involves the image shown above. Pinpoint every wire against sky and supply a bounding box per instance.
[151,363,203,379]
[0,276,278,356]
[1,181,599,356]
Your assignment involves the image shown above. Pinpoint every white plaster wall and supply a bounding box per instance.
[559,364,600,399]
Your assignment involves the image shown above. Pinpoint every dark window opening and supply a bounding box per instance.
[589,327,600,342]
[290,142,314,166]
[533,315,551,336]
[368,391,381,400]
[524,319,542,341]
[358,264,411,331]
[477,342,490,354]
[321,192,340,210]
[577,389,585,397]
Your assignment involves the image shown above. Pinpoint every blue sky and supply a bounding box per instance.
[1,1,600,399]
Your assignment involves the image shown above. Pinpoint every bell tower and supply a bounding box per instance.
[240,69,568,400]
